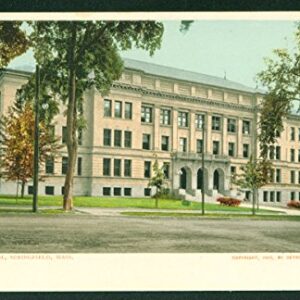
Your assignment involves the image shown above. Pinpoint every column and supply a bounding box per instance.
[153,105,160,151]
[222,117,227,156]
[189,111,195,152]
[172,110,178,151]
[206,113,212,154]
[237,118,243,158]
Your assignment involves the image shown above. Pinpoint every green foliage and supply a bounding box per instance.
[18,21,164,208]
[0,102,61,194]
[233,155,271,190]
[257,23,300,160]
[148,157,167,198]
[0,22,29,67]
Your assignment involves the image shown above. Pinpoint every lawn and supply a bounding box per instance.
[121,211,298,220]
[0,194,281,214]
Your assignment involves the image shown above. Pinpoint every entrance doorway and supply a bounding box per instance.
[179,168,187,189]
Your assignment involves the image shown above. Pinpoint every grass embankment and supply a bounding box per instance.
[0,194,281,214]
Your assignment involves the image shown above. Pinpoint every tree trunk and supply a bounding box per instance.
[252,188,257,216]
[21,181,25,198]
[256,189,259,211]
[63,24,77,211]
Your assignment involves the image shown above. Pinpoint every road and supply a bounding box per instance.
[0,213,300,252]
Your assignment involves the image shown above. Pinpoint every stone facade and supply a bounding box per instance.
[0,59,300,207]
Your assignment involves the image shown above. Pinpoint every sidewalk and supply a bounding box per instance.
[74,206,291,217]
[240,203,300,215]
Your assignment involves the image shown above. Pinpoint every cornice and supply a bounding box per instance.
[112,82,255,113]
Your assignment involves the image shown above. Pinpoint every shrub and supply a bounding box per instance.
[287,200,300,209]
[181,200,191,206]
[217,197,241,207]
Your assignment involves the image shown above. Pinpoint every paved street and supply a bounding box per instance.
[0,212,300,253]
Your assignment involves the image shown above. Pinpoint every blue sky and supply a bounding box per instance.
[8,20,298,89]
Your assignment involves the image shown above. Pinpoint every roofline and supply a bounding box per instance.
[0,68,33,79]
[123,59,265,96]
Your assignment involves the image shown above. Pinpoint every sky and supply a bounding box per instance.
[8,20,298,89]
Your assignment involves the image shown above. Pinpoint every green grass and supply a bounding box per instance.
[121,211,300,221]
[0,207,67,215]
[0,194,282,214]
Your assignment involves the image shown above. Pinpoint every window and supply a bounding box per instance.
[103,158,111,176]
[45,186,54,195]
[230,166,236,174]
[298,128,300,141]
[298,171,300,184]
[114,159,121,177]
[275,146,281,160]
[103,187,111,196]
[144,188,151,196]
[242,120,251,135]
[228,142,235,157]
[163,162,170,179]
[124,159,132,177]
[141,106,152,123]
[144,161,151,178]
[276,169,281,183]
[113,187,122,196]
[243,144,249,158]
[45,157,54,174]
[103,129,111,146]
[291,127,295,141]
[245,191,251,201]
[291,170,295,184]
[125,102,132,119]
[263,191,268,202]
[291,191,295,201]
[269,146,275,160]
[212,116,221,131]
[213,141,220,155]
[196,139,203,153]
[270,191,275,202]
[62,126,67,144]
[104,99,112,117]
[290,149,295,162]
[124,131,132,148]
[77,157,82,176]
[161,136,169,151]
[179,137,187,152]
[195,114,205,129]
[298,149,300,162]
[61,186,65,195]
[178,111,188,127]
[227,118,236,133]
[276,191,281,202]
[28,186,33,195]
[114,101,122,118]
[77,128,83,145]
[114,130,122,147]
[62,156,68,175]
[142,134,151,150]
[124,188,132,196]
[269,169,274,183]
[160,109,171,125]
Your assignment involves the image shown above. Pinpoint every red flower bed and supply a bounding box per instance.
[217,197,241,207]
[287,200,300,209]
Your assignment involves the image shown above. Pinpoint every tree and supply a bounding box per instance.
[148,157,167,208]
[0,22,29,67]
[0,102,60,197]
[257,24,300,161]
[233,155,271,215]
[20,21,164,210]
